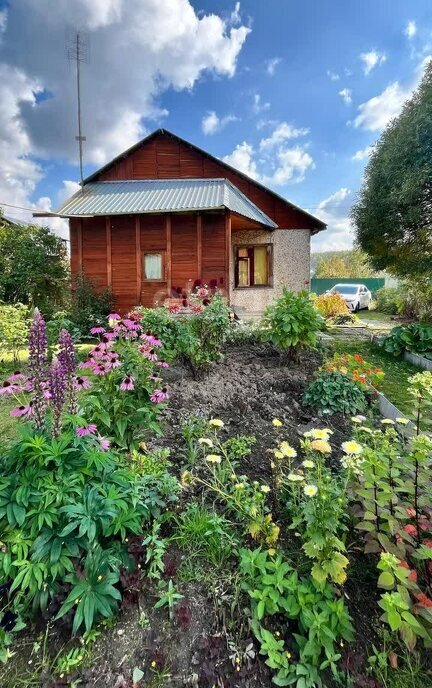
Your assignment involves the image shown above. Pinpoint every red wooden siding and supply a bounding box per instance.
[171,215,198,291]
[110,216,137,314]
[97,132,312,229]
[202,214,226,287]
[70,218,80,278]
[81,217,107,290]
[140,215,168,308]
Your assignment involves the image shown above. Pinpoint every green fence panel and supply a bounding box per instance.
[310,278,385,295]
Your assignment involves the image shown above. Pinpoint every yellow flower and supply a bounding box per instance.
[302,459,314,469]
[275,631,281,637]
[181,470,193,486]
[206,454,222,464]
[97,575,103,581]
[272,418,282,427]
[341,440,363,456]
[351,417,363,424]
[303,484,318,497]
[209,418,224,428]
[310,428,333,440]
[234,483,244,490]
[274,450,284,459]
[198,437,213,447]
[396,417,410,425]
[381,418,395,425]
[268,548,276,556]
[151,660,157,668]
[310,439,332,454]
[288,473,303,482]
[358,426,372,434]
[286,651,292,659]
[261,485,271,493]
[280,441,297,458]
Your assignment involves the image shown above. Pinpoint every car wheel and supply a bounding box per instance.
[354,302,360,312]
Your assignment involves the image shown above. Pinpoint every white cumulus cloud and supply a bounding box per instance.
[259,121,309,150]
[360,50,387,75]
[327,70,340,81]
[312,187,354,251]
[339,88,352,105]
[352,145,374,161]
[223,141,258,179]
[265,57,281,76]
[252,93,270,114]
[353,81,409,131]
[405,21,417,39]
[262,147,315,186]
[201,111,238,135]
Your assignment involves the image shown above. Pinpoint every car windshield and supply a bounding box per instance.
[331,285,359,295]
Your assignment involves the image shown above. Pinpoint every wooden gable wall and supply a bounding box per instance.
[95,132,313,230]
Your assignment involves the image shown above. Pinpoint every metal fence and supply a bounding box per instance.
[310,278,385,295]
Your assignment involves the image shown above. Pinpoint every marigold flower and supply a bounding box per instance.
[261,485,270,493]
[209,418,224,428]
[206,454,222,464]
[303,484,318,497]
[272,418,282,427]
[341,440,363,456]
[198,438,213,447]
[310,439,332,454]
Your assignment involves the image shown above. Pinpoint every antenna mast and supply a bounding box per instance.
[66,30,89,191]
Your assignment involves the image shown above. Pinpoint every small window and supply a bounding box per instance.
[234,245,272,288]
[144,253,163,280]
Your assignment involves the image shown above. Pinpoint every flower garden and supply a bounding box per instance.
[0,288,432,688]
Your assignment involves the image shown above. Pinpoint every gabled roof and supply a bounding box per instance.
[83,128,326,232]
[54,178,278,228]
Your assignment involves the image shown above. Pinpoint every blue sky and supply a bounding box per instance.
[0,0,430,249]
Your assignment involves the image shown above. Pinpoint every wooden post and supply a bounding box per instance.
[135,216,141,304]
[165,214,172,296]
[225,211,231,302]
[197,213,202,280]
[77,219,83,272]
[105,217,112,286]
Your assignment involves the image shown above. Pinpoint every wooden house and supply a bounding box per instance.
[38,129,326,317]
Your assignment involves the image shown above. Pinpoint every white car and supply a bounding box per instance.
[326,283,372,312]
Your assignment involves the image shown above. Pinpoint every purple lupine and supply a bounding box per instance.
[28,308,48,431]
[58,329,78,414]
[48,358,66,438]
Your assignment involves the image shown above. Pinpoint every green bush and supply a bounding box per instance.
[303,371,368,415]
[0,303,30,363]
[383,323,432,357]
[374,287,403,315]
[0,425,178,634]
[70,273,114,337]
[133,307,182,363]
[262,289,324,361]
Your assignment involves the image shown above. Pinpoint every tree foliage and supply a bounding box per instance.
[314,248,376,278]
[352,62,432,277]
[0,213,69,316]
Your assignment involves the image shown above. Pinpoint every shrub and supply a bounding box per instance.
[46,310,82,349]
[70,273,114,336]
[383,323,432,357]
[262,289,324,361]
[374,287,403,315]
[315,292,349,319]
[130,307,182,362]
[303,371,368,415]
[181,294,231,375]
[0,303,30,363]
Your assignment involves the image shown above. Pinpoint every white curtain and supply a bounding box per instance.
[144,253,162,279]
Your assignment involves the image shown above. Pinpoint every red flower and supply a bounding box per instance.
[406,507,417,518]
[398,560,409,570]
[415,593,432,608]
[423,539,432,549]
[404,524,418,537]
[408,569,418,582]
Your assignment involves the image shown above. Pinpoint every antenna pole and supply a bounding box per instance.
[67,29,88,192]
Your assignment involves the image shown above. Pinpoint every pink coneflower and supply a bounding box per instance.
[76,423,97,437]
[74,375,92,390]
[106,354,121,368]
[142,332,162,347]
[10,404,31,417]
[99,436,110,452]
[90,326,106,335]
[156,361,169,368]
[92,362,112,376]
[8,371,25,382]
[123,319,140,330]
[108,313,121,320]
[103,332,118,341]
[139,346,158,361]
[79,360,93,369]
[0,380,21,395]
[150,386,170,403]
[120,375,135,391]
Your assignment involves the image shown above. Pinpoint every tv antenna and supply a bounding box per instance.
[66,29,89,191]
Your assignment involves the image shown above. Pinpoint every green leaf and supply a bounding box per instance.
[377,572,395,590]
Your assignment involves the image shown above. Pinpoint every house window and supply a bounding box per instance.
[144,253,164,280]
[235,245,272,288]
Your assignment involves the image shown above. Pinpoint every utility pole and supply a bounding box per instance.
[66,30,89,192]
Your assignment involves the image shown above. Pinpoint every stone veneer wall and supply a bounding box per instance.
[230,228,311,316]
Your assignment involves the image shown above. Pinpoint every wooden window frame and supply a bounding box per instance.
[142,251,166,282]
[234,244,273,289]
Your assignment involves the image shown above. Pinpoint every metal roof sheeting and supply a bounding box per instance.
[55,178,277,228]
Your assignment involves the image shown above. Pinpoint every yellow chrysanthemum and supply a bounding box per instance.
[303,484,318,497]
[234,483,244,490]
[287,473,304,482]
[206,454,222,464]
[274,450,284,459]
[358,426,372,434]
[310,428,333,440]
[261,485,271,493]
[381,418,395,425]
[209,419,224,428]
[302,459,315,469]
[341,440,363,456]
[198,437,213,447]
[396,417,410,425]
[310,439,332,454]
[272,418,282,427]
[280,441,297,458]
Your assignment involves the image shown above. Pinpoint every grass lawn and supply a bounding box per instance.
[357,309,395,330]
[332,338,420,416]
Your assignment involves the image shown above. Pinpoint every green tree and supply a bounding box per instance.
[314,248,376,278]
[0,212,69,316]
[352,62,432,277]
